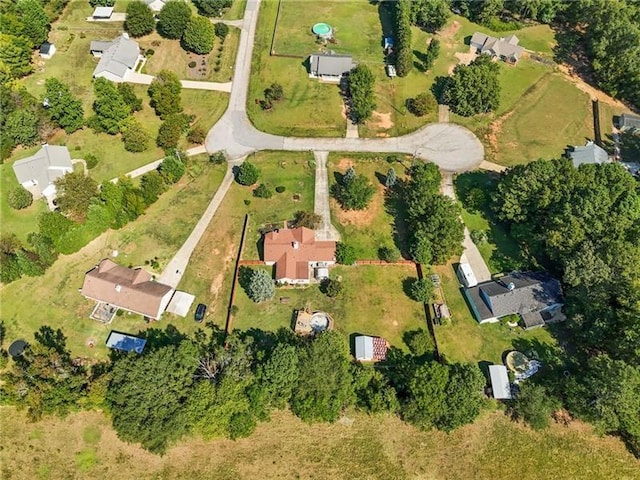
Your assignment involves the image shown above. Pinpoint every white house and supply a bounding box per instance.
[12,144,72,208]
[90,33,143,82]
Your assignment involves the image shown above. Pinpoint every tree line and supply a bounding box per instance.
[492,158,640,454]
[0,324,487,455]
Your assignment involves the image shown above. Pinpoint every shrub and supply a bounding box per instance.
[244,268,275,303]
[407,92,437,117]
[293,210,321,229]
[378,246,400,263]
[385,167,397,188]
[409,278,434,303]
[182,15,215,54]
[470,229,488,245]
[320,278,343,297]
[8,186,33,210]
[209,151,226,164]
[335,242,357,265]
[253,184,273,199]
[275,185,285,193]
[85,154,98,169]
[156,113,191,150]
[235,161,260,186]
[188,61,197,68]
[145,48,155,56]
[243,199,251,206]
[214,22,229,40]
[264,82,284,102]
[186,126,206,144]
[331,172,375,210]
[159,154,185,184]
[122,120,149,152]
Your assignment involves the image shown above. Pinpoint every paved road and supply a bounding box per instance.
[441,173,492,283]
[313,151,341,241]
[158,159,243,288]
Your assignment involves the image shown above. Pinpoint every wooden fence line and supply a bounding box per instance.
[224,214,250,342]
[415,263,441,362]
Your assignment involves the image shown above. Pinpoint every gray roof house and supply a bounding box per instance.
[309,53,354,82]
[470,32,524,63]
[91,33,142,82]
[12,145,72,206]
[463,271,563,325]
[567,140,611,168]
[617,113,640,132]
[145,0,167,12]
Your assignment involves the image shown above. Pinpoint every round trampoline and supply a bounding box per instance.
[312,23,333,39]
[8,339,27,358]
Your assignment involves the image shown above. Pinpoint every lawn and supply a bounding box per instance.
[0,159,227,359]
[234,265,427,350]
[1,406,638,479]
[326,153,409,259]
[433,261,556,365]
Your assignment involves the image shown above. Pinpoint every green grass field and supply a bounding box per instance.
[1,406,638,480]
[0,159,227,359]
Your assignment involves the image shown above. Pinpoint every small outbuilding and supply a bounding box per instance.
[308,53,354,82]
[616,113,640,132]
[566,140,611,168]
[92,6,114,19]
[39,42,56,59]
[489,364,512,400]
[354,335,389,362]
[106,331,147,354]
[457,262,478,288]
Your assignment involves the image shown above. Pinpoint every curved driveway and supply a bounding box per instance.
[205,0,484,172]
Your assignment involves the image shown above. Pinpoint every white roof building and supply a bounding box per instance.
[457,263,478,288]
[92,6,114,19]
[489,365,512,400]
[91,33,142,82]
[12,145,72,206]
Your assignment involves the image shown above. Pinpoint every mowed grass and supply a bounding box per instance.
[234,265,426,350]
[1,407,638,480]
[327,153,408,259]
[0,160,227,359]
[176,151,316,328]
[142,27,240,83]
[433,261,555,365]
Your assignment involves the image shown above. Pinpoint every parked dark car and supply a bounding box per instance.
[194,303,207,322]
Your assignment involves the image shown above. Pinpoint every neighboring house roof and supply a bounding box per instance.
[144,0,166,11]
[12,145,72,195]
[81,259,174,319]
[92,34,140,79]
[618,113,640,131]
[106,331,147,353]
[567,140,610,167]
[465,272,563,322]
[489,365,512,399]
[354,335,388,361]
[90,40,114,52]
[93,6,114,17]
[521,311,545,329]
[39,43,54,55]
[310,53,354,77]
[263,227,335,281]
[471,31,524,60]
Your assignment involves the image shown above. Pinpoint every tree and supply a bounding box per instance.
[157,0,192,39]
[43,78,84,133]
[385,167,397,188]
[16,0,50,48]
[8,186,33,210]
[140,170,167,205]
[403,361,449,429]
[107,340,197,453]
[320,278,343,297]
[3,109,40,146]
[291,331,354,422]
[335,242,357,265]
[293,210,322,229]
[511,382,558,430]
[156,113,190,150]
[264,82,284,102]
[410,0,451,32]
[439,363,487,431]
[348,64,376,123]
[159,153,186,184]
[0,34,33,78]
[352,366,399,414]
[192,0,232,17]
[258,343,300,408]
[235,161,260,186]
[125,1,155,38]
[245,268,275,302]
[405,329,434,357]
[182,15,215,54]
[331,171,375,210]
[444,55,501,116]
[407,92,437,117]
[90,78,131,134]
[89,0,115,6]
[253,183,273,198]
[409,277,434,303]
[54,172,98,222]
[187,126,206,144]
[214,22,229,40]
[393,0,413,77]
[117,83,143,112]
[148,70,183,119]
[121,119,149,152]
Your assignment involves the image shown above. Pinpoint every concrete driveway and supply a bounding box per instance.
[313,151,341,241]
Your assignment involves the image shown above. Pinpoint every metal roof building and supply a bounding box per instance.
[106,331,147,354]
[489,365,512,400]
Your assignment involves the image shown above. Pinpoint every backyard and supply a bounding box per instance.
[0,158,227,359]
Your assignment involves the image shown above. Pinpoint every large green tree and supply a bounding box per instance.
[157,0,192,39]
[393,0,413,77]
[258,343,300,408]
[107,340,198,454]
[89,77,131,134]
[410,0,451,31]
[44,78,84,133]
[348,64,376,123]
[148,70,183,119]
[54,172,99,222]
[0,34,33,78]
[125,0,155,38]
[192,0,232,17]
[182,15,215,54]
[15,0,50,47]
[331,167,375,211]
[443,55,501,116]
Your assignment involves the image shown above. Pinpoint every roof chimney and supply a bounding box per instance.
[292,241,299,250]
[115,284,122,292]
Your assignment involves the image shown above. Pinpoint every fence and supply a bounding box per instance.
[415,263,441,361]
[224,214,250,340]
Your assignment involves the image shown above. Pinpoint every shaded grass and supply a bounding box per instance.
[1,407,638,480]
[0,160,227,358]
[433,262,555,365]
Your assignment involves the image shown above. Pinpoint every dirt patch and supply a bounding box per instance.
[440,20,461,41]
[186,53,209,79]
[336,158,355,170]
[209,242,237,299]
[368,111,393,132]
[331,183,384,228]
[558,63,628,110]
[450,51,477,74]
[486,110,515,157]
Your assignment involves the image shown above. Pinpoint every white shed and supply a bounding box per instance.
[457,262,478,288]
[489,365,512,400]
[39,43,56,59]
[92,6,114,19]
[355,336,374,361]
